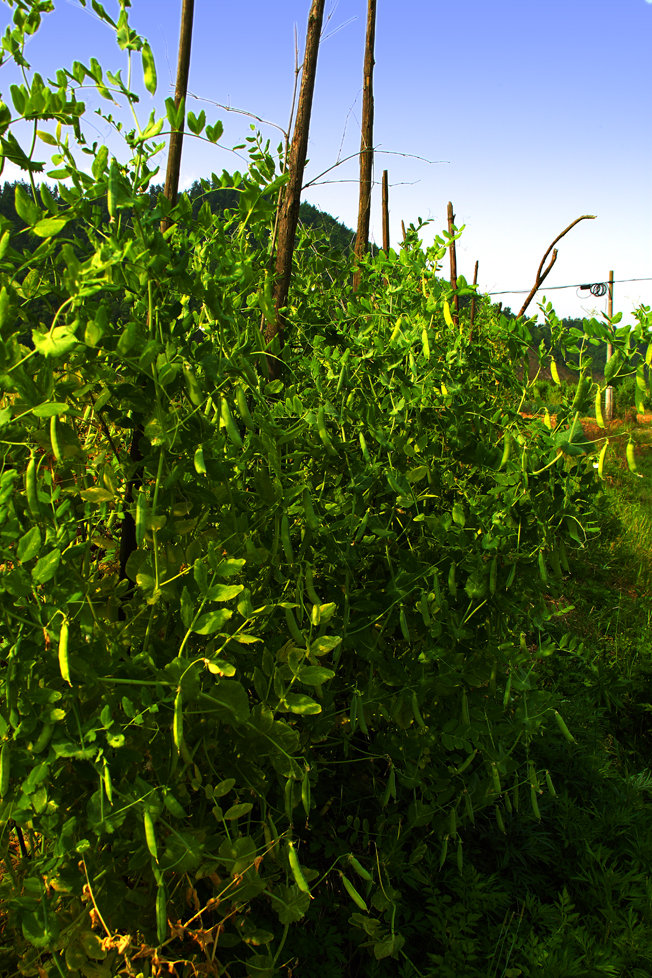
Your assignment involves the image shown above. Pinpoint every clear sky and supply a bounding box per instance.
[2,0,652,323]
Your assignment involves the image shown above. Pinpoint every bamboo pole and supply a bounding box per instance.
[353,0,377,291]
[265,0,326,377]
[605,269,614,422]
[161,0,195,232]
[401,219,407,244]
[382,169,389,253]
[447,201,458,325]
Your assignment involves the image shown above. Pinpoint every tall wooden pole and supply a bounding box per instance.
[469,259,479,337]
[265,0,326,376]
[605,269,614,422]
[381,169,389,253]
[161,0,195,232]
[353,0,377,291]
[447,201,458,325]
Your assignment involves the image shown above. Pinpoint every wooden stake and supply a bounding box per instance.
[353,0,377,291]
[517,214,596,318]
[266,0,326,376]
[401,219,407,243]
[382,169,389,254]
[469,259,479,336]
[447,201,458,325]
[161,0,195,232]
[605,269,614,422]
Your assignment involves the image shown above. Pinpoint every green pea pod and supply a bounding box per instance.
[495,805,506,834]
[288,841,311,895]
[439,834,449,869]
[595,387,605,428]
[626,438,638,474]
[456,838,463,874]
[155,880,167,945]
[141,41,157,95]
[144,808,158,862]
[173,688,184,754]
[357,697,368,736]
[545,769,557,798]
[220,396,243,450]
[498,431,511,470]
[302,491,319,533]
[411,690,426,729]
[317,405,336,455]
[50,415,62,463]
[530,785,541,820]
[0,743,10,797]
[107,159,118,218]
[58,618,71,685]
[103,759,113,805]
[281,513,294,564]
[301,769,311,817]
[348,854,373,882]
[554,710,575,743]
[399,606,410,642]
[284,607,305,647]
[489,557,498,595]
[235,385,254,429]
[32,722,54,754]
[304,564,321,605]
[340,872,367,911]
[183,365,203,407]
[25,453,41,520]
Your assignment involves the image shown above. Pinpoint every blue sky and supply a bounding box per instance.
[3,0,652,322]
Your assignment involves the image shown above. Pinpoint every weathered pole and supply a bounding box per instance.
[353,0,377,291]
[266,0,326,377]
[381,169,389,253]
[605,269,614,421]
[161,0,195,232]
[447,201,459,325]
[121,0,195,596]
[469,259,479,337]
[401,219,407,244]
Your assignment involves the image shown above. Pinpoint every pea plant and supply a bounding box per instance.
[0,2,649,977]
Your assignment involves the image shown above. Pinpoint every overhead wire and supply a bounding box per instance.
[484,276,652,297]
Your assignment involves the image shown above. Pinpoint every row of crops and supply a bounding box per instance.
[1,2,652,976]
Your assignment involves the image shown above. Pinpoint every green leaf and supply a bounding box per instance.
[297,665,335,685]
[15,184,41,226]
[206,583,244,602]
[193,609,232,634]
[309,635,341,657]
[17,526,41,563]
[209,680,250,722]
[80,487,115,503]
[283,693,322,715]
[32,324,79,358]
[32,549,61,584]
[32,402,69,417]
[268,884,311,924]
[223,802,253,820]
[32,216,68,238]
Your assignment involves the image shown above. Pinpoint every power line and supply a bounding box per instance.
[484,276,652,297]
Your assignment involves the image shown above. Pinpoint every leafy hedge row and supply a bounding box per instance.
[0,3,650,976]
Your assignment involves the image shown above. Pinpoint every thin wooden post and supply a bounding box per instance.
[353,0,377,291]
[605,269,614,421]
[469,259,479,336]
[401,219,407,243]
[161,0,195,232]
[447,201,458,325]
[381,169,389,253]
[265,0,326,377]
